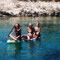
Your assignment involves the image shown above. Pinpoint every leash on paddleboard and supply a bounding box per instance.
[6,26,14,40]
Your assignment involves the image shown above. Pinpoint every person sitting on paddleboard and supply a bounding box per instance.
[27,23,35,40]
[22,23,35,40]
[9,23,21,41]
[34,23,41,39]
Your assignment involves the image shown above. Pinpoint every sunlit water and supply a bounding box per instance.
[0,17,60,60]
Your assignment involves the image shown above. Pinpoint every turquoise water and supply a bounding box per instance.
[0,17,60,60]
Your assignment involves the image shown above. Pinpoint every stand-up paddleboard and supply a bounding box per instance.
[25,37,40,42]
[7,40,20,44]
[7,37,40,43]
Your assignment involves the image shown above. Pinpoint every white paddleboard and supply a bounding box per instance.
[7,40,20,44]
[30,38,36,41]
[7,37,40,43]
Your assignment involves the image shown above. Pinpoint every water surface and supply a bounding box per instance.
[0,17,60,60]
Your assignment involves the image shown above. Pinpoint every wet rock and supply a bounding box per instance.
[55,12,60,17]
[50,12,55,16]
[0,11,17,17]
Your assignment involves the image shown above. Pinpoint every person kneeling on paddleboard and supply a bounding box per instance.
[34,23,41,39]
[27,23,35,40]
[9,23,21,41]
[22,23,35,40]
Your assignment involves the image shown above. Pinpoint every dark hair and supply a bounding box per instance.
[14,24,20,31]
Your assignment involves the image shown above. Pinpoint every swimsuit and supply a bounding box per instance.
[35,31,40,38]
[15,29,21,40]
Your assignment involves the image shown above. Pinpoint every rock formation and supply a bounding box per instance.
[0,0,60,17]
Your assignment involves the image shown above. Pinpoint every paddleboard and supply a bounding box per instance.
[7,40,20,44]
[26,37,40,41]
[7,37,40,43]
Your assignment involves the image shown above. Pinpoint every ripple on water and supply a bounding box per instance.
[0,17,60,60]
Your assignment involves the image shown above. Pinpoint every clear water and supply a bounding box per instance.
[0,17,60,60]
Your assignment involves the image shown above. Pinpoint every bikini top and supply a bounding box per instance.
[15,28,21,36]
[28,27,35,34]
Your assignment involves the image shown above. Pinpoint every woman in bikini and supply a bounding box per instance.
[9,23,21,41]
[34,23,41,39]
[27,23,35,40]
[22,23,35,40]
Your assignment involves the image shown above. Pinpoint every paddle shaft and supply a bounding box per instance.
[6,26,14,39]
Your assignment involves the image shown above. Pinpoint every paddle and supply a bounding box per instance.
[6,26,14,40]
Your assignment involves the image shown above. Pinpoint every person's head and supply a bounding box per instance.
[28,23,33,27]
[36,23,40,27]
[14,23,20,29]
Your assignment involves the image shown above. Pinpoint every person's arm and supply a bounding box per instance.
[34,27,36,35]
[9,29,15,36]
[16,35,20,39]
[27,27,30,33]
[35,27,40,35]
[17,28,21,31]
[27,27,29,32]
[27,27,32,33]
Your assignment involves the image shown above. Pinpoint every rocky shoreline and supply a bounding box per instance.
[0,0,60,17]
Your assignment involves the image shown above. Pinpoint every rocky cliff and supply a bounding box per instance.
[0,0,60,17]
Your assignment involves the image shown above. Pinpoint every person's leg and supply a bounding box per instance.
[33,33,38,38]
[22,35,27,38]
[15,36,21,40]
[27,33,33,40]
[22,35,28,39]
[27,35,30,40]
